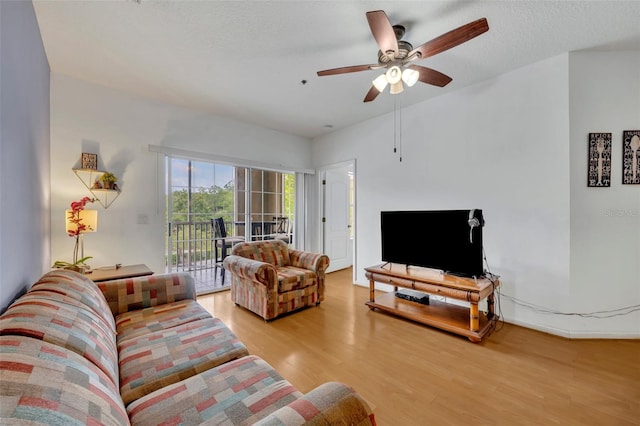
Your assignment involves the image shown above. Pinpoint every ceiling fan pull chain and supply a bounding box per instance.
[398,98,403,162]
[393,97,397,154]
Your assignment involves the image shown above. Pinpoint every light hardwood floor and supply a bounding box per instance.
[196,268,640,425]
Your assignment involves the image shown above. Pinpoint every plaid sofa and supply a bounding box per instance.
[223,240,330,320]
[0,269,375,425]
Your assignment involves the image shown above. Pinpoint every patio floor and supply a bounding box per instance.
[170,265,231,295]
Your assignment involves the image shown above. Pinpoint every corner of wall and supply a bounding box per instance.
[0,0,51,310]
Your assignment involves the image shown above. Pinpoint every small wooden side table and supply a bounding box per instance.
[86,264,153,282]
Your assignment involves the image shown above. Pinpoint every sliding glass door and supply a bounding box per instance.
[166,157,295,294]
[235,168,295,241]
[166,159,236,281]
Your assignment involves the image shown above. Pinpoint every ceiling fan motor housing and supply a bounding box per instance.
[378,40,414,64]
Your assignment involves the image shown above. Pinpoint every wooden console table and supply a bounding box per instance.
[365,263,500,342]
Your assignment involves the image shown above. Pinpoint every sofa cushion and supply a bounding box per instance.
[98,272,196,317]
[0,336,130,426]
[118,317,249,406]
[127,355,302,426]
[231,240,291,267]
[0,294,119,386]
[253,382,377,426]
[276,266,317,293]
[29,269,116,330]
[115,299,211,343]
[278,285,319,316]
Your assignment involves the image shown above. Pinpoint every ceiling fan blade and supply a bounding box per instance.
[317,64,381,76]
[407,65,453,87]
[363,86,380,103]
[366,10,398,56]
[409,18,489,61]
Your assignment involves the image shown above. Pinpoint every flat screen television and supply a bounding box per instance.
[380,209,484,278]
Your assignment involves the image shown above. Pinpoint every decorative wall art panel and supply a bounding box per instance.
[81,153,98,170]
[587,133,611,187]
[622,130,640,185]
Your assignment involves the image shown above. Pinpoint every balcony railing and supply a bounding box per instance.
[167,218,293,272]
[168,220,216,272]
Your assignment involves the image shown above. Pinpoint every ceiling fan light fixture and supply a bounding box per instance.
[402,68,419,87]
[372,74,388,92]
[389,80,404,95]
[386,65,402,84]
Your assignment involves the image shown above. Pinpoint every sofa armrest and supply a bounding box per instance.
[253,382,376,426]
[288,250,330,275]
[289,250,330,301]
[223,255,277,289]
[97,272,196,317]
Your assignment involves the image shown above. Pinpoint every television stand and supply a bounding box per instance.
[364,263,500,342]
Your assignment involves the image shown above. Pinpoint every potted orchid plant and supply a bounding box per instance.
[52,196,96,272]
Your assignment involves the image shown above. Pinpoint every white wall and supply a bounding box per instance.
[50,74,312,275]
[0,1,51,312]
[568,51,640,336]
[313,52,638,338]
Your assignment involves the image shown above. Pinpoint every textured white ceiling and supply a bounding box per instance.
[33,1,640,139]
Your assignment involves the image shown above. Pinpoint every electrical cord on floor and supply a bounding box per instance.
[499,294,640,318]
[482,248,640,320]
[483,250,504,334]
[492,279,505,332]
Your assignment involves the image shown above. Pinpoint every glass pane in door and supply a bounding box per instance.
[241,168,294,243]
[166,158,236,294]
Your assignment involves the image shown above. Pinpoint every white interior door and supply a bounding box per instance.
[323,164,353,273]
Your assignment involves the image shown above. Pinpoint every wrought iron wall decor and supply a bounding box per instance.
[587,133,612,187]
[622,130,640,185]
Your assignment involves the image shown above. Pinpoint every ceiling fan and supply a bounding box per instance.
[317,11,489,102]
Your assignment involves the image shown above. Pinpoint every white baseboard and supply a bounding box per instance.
[567,331,640,339]
[353,279,368,287]
[480,318,640,339]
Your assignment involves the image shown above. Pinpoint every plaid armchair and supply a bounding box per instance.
[223,240,330,320]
